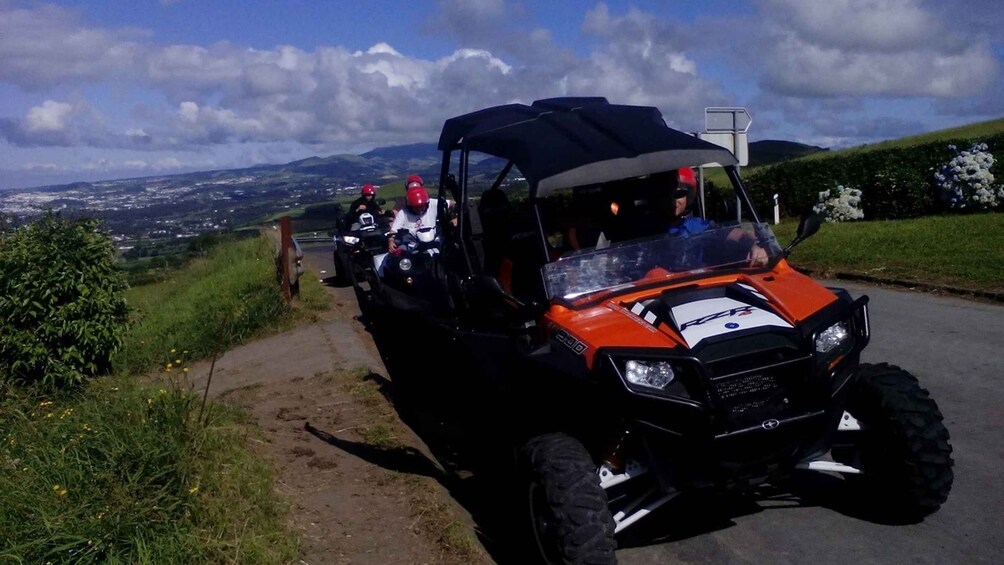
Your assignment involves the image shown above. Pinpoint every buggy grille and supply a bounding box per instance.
[707,356,813,429]
[714,372,780,414]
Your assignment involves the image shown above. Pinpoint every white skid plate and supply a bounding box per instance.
[797,460,863,475]
[597,459,647,490]
[838,410,863,431]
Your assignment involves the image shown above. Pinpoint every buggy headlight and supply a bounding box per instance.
[815,321,850,353]
[342,235,360,245]
[624,360,675,390]
[398,258,413,271]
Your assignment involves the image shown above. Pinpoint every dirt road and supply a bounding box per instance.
[186,242,493,565]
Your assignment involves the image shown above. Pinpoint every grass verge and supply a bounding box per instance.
[0,376,297,564]
[2,232,329,563]
[113,233,327,377]
[773,212,1004,293]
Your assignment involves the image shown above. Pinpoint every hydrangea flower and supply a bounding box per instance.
[934,142,1001,210]
[813,184,864,223]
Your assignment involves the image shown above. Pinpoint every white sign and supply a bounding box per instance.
[698,131,749,166]
[706,107,752,132]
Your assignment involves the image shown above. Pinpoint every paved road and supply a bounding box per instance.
[618,281,1004,565]
[300,242,1003,565]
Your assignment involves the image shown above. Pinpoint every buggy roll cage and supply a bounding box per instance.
[434,97,763,284]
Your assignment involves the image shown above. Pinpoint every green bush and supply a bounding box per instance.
[745,132,1004,220]
[0,213,129,389]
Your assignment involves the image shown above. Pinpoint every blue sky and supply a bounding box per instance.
[1,0,1001,189]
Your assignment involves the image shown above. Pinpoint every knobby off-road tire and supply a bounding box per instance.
[521,433,617,565]
[838,363,954,520]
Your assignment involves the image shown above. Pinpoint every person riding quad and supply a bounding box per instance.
[388,183,439,253]
[346,184,383,226]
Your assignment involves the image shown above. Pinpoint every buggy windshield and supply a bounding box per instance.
[542,222,782,303]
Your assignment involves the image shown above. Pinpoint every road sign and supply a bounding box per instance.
[705,107,751,133]
[698,131,749,166]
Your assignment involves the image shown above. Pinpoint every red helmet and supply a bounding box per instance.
[406,186,429,209]
[678,167,696,188]
[406,174,424,190]
[361,184,376,196]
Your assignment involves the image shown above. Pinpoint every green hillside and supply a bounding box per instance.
[803,117,1004,161]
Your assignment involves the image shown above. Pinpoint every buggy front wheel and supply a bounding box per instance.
[833,363,954,520]
[520,433,617,564]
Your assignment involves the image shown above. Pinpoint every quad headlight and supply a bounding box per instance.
[342,235,360,245]
[624,360,676,390]
[815,321,850,354]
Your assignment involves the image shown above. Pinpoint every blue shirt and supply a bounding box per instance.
[668,216,712,237]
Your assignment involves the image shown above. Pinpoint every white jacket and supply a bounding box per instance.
[390,198,439,236]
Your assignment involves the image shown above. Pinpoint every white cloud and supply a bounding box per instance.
[25,100,73,132]
[0,4,145,90]
[753,0,1000,97]
[760,0,942,52]
[0,0,999,185]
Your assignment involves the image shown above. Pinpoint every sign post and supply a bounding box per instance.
[698,107,752,222]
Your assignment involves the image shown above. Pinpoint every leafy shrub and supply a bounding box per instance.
[0,213,129,389]
[812,185,864,222]
[934,142,1001,210]
[745,132,1004,220]
[862,167,934,219]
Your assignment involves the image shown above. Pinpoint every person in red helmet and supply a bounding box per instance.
[388,183,439,252]
[347,183,383,225]
[658,167,767,266]
[405,174,424,190]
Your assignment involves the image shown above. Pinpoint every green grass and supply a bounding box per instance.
[0,377,297,564]
[113,235,298,376]
[773,213,1004,292]
[822,117,1004,156]
[1,232,331,563]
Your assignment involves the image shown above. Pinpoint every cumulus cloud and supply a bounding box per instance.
[753,0,1000,97]
[0,0,999,178]
[0,4,146,90]
[25,100,74,132]
[0,99,111,147]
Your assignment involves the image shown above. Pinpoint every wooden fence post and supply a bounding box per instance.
[280,216,292,301]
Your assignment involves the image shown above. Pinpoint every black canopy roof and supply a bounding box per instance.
[438,97,738,196]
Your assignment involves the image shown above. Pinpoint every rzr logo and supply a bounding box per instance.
[680,305,755,331]
[554,330,587,355]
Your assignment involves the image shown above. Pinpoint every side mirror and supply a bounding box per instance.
[769,213,822,269]
[376,198,387,206]
[797,214,822,240]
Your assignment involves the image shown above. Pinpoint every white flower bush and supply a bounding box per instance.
[934,143,1002,210]
[812,184,864,223]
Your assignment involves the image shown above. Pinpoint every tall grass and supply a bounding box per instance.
[112,235,289,376]
[0,377,297,564]
[1,232,329,563]
[773,213,1004,292]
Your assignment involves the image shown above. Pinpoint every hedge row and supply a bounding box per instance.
[743,132,1004,220]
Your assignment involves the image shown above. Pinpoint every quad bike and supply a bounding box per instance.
[351,98,954,564]
[365,226,451,312]
[332,210,391,286]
